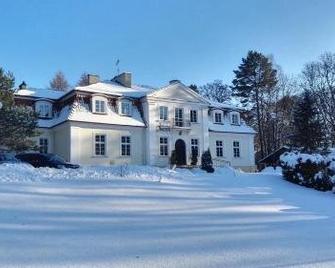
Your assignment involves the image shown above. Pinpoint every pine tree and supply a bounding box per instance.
[189,84,199,93]
[49,71,69,91]
[0,106,39,152]
[0,69,39,152]
[293,90,323,151]
[0,68,15,108]
[232,50,278,159]
[77,72,90,86]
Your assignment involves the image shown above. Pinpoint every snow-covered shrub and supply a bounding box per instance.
[280,152,333,191]
[326,149,335,179]
[201,150,214,173]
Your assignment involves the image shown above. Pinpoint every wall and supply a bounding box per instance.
[69,121,146,165]
[53,122,71,162]
[209,131,256,171]
[143,98,209,167]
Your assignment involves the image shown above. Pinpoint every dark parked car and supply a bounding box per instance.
[0,152,20,164]
[16,153,80,169]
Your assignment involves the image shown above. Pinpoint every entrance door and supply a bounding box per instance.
[175,139,186,166]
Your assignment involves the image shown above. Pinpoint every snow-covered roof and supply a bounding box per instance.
[75,81,156,98]
[208,121,256,134]
[38,101,145,128]
[15,88,66,100]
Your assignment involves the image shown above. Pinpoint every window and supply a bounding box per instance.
[233,141,240,158]
[159,106,168,120]
[231,113,240,125]
[121,102,131,116]
[121,136,131,156]
[36,102,52,118]
[190,110,198,123]
[214,112,222,123]
[39,138,48,154]
[191,138,199,156]
[175,108,184,127]
[159,137,168,156]
[216,140,223,157]
[95,135,106,156]
[94,100,106,113]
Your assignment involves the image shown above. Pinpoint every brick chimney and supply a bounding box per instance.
[88,74,100,85]
[112,72,132,88]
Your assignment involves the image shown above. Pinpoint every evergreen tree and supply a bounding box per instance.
[191,149,198,166]
[232,50,278,159]
[292,90,323,151]
[201,149,214,173]
[49,71,69,91]
[0,68,15,107]
[77,72,90,86]
[0,69,39,152]
[189,84,199,93]
[0,106,39,152]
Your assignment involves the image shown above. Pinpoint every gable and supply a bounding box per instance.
[148,83,209,104]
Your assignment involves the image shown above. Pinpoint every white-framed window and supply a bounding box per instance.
[159,106,168,120]
[190,110,198,123]
[94,100,106,113]
[214,112,222,124]
[233,141,240,158]
[95,134,106,156]
[36,101,52,118]
[39,138,48,154]
[175,108,184,127]
[216,140,223,157]
[120,101,132,116]
[121,136,131,156]
[231,112,240,125]
[159,137,168,156]
[191,138,199,156]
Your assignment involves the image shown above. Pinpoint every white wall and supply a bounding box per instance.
[69,121,146,165]
[143,97,209,166]
[209,131,255,171]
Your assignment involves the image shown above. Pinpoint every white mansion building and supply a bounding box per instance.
[14,72,256,171]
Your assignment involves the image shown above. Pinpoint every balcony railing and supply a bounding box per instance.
[157,119,191,130]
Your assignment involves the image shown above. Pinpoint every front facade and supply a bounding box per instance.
[14,73,256,171]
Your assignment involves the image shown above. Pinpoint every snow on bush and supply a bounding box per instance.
[326,149,335,178]
[280,151,333,192]
[0,163,193,183]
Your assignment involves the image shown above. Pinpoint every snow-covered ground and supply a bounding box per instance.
[0,164,335,267]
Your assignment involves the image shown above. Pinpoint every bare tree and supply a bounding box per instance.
[77,72,90,87]
[49,71,69,91]
[200,80,231,103]
[302,52,335,147]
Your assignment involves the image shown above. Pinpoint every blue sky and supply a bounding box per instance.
[1,0,335,88]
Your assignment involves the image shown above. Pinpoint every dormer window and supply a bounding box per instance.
[35,101,52,118]
[92,96,108,114]
[231,112,240,125]
[214,112,223,124]
[95,100,106,113]
[120,101,132,116]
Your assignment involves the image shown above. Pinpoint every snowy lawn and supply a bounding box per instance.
[0,165,335,267]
